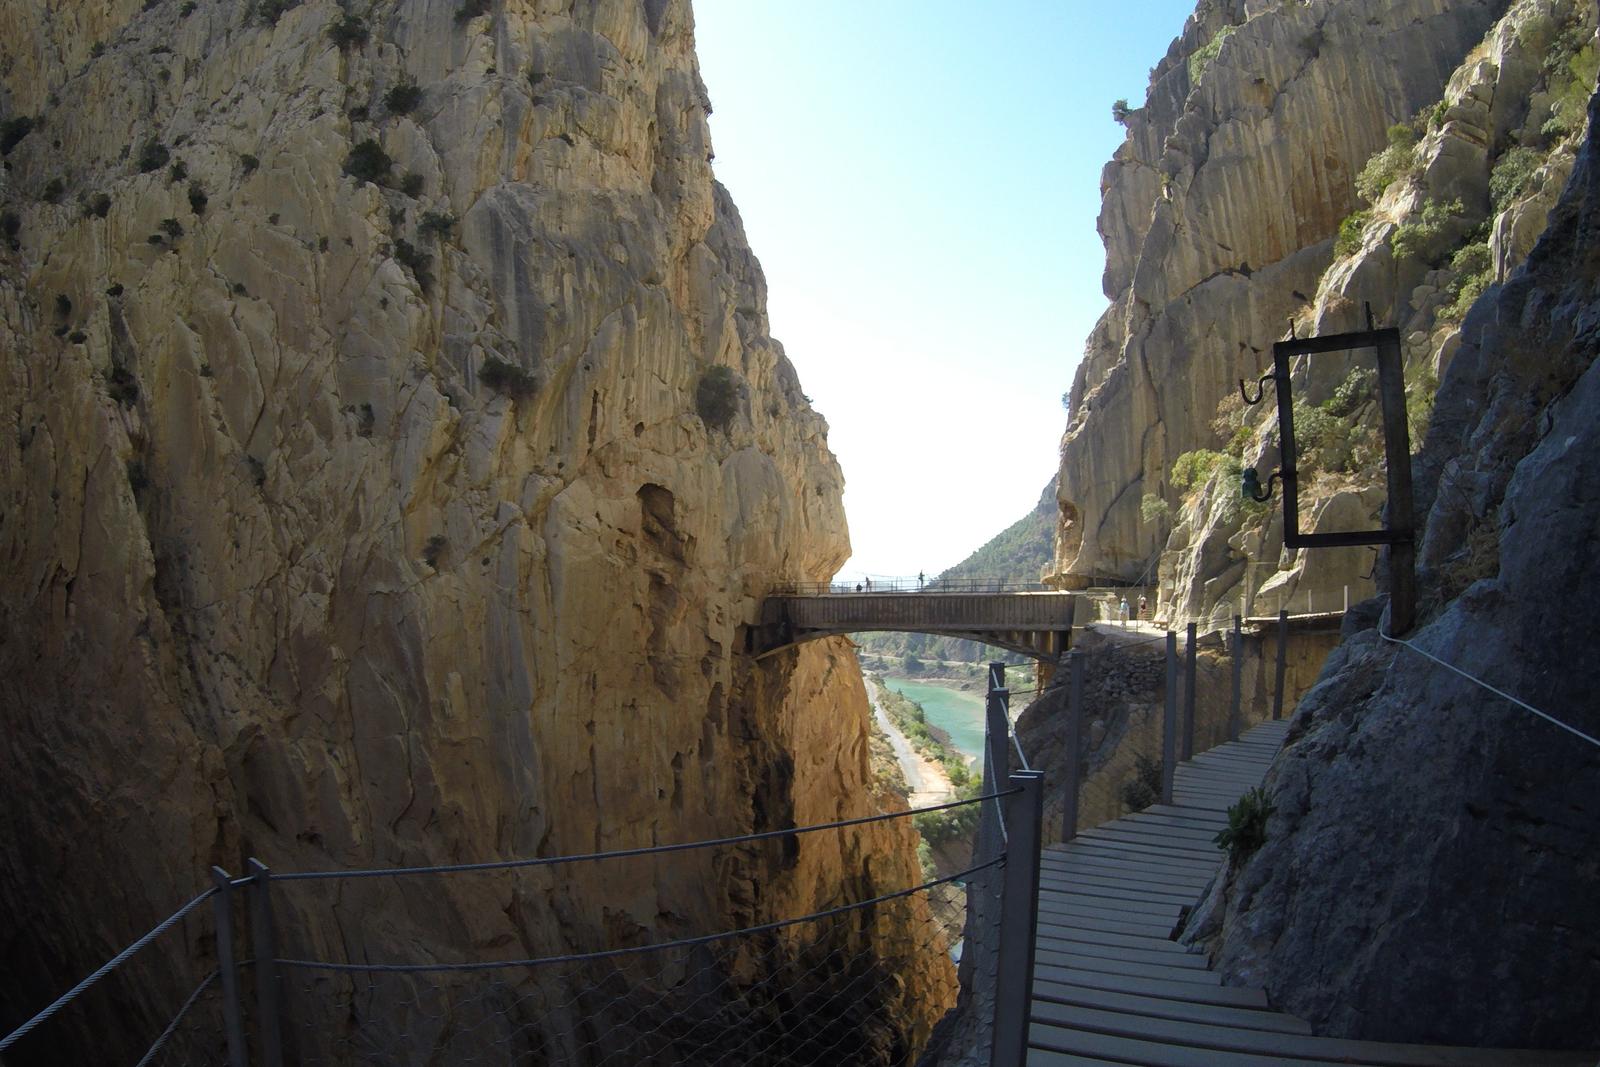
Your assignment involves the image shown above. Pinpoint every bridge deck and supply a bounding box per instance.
[1027,721,1595,1066]
[755,591,1075,660]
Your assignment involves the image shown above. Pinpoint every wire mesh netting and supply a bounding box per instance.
[273,872,988,1067]
[0,890,229,1067]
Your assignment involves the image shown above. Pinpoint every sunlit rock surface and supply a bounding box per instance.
[0,0,951,1058]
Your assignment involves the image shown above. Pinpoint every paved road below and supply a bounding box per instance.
[869,688,955,807]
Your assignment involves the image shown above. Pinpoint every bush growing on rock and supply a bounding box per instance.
[478,356,537,398]
[1390,198,1463,264]
[1355,123,1419,203]
[384,82,423,115]
[1215,786,1273,865]
[695,365,741,430]
[1111,98,1133,125]
[327,15,368,49]
[1140,493,1171,524]
[1188,23,1236,82]
[343,139,392,184]
[0,115,36,155]
[256,0,301,25]
[419,211,456,239]
[1489,146,1543,208]
[1170,449,1225,491]
[136,139,170,173]
[455,0,491,25]
[1335,209,1370,256]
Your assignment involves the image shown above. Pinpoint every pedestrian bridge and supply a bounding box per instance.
[749,580,1076,660]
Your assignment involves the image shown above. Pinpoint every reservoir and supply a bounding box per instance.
[883,678,987,766]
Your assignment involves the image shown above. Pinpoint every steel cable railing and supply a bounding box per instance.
[4,774,1044,1067]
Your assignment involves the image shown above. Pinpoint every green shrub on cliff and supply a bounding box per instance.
[1490,147,1544,208]
[695,365,741,431]
[343,139,392,184]
[1335,210,1371,256]
[1355,123,1419,203]
[1171,449,1225,491]
[1390,198,1463,264]
[479,356,537,399]
[1215,786,1274,865]
[1188,24,1237,82]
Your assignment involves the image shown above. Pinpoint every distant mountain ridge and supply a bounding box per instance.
[855,478,1055,667]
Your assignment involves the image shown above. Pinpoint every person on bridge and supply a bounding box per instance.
[865,577,872,592]
[1138,594,1148,620]
[1119,598,1130,627]
[918,571,924,590]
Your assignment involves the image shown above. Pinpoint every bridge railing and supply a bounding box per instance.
[3,786,1045,1067]
[774,576,1052,596]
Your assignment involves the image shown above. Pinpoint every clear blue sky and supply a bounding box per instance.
[692,0,1197,580]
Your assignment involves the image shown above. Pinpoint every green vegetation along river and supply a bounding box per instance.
[882,678,987,766]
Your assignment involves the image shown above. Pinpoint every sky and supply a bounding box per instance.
[691,0,1198,580]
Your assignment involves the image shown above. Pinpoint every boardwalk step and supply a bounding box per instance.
[1032,979,1315,1035]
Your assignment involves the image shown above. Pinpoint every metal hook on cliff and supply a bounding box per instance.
[1239,371,1276,406]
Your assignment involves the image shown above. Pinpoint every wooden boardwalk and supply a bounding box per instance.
[1026,720,1595,1066]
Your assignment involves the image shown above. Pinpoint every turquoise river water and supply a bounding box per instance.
[882,678,987,766]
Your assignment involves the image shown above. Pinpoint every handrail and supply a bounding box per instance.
[273,857,1003,973]
[274,788,1018,883]
[773,577,1054,596]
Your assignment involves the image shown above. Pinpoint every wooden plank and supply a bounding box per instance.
[1041,855,1213,889]
[1031,962,1270,1008]
[1064,833,1221,865]
[1037,875,1202,909]
[1079,820,1222,845]
[1039,865,1202,898]
[1032,948,1223,985]
[1034,920,1197,954]
[1143,803,1228,823]
[1034,903,1174,940]
[1124,810,1236,834]
[1024,1047,1130,1067]
[1076,829,1221,861]
[1038,884,1188,917]
[1032,1002,1600,1067]
[1028,1020,1340,1067]
[1035,891,1180,924]
[1032,980,1315,1036]
[1039,935,1212,970]
[1042,846,1216,880]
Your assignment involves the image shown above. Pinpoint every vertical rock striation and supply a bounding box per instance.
[1190,83,1600,1048]
[1054,0,1507,593]
[0,0,951,1059]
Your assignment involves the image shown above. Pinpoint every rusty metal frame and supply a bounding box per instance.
[1267,324,1416,631]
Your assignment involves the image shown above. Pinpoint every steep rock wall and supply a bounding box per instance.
[0,0,951,1058]
[1189,85,1600,1047]
[1053,0,1506,589]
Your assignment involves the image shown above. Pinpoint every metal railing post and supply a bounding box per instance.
[1182,622,1197,760]
[211,867,248,1067]
[991,771,1043,1067]
[1272,609,1289,721]
[248,859,283,1067]
[1062,652,1083,842]
[986,687,1011,805]
[1229,614,1243,741]
[988,661,1006,695]
[1161,631,1177,805]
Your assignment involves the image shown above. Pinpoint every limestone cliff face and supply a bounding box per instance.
[1188,84,1600,1048]
[0,0,950,1057]
[1054,0,1507,592]
[1053,0,1596,635]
